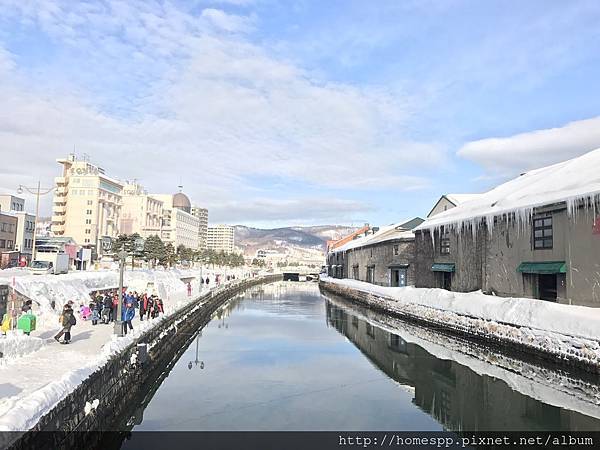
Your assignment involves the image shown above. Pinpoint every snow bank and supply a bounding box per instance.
[321,277,600,367]
[0,268,205,313]
[325,277,600,340]
[0,332,44,363]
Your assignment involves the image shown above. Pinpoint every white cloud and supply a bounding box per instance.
[210,197,374,225]
[457,116,600,173]
[0,0,445,223]
[201,8,255,33]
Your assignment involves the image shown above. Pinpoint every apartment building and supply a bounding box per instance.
[153,192,200,250]
[191,206,209,250]
[0,212,17,268]
[0,195,35,263]
[51,155,124,255]
[120,182,163,238]
[0,195,25,213]
[207,224,235,253]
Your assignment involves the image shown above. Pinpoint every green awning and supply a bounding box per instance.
[431,263,455,272]
[517,261,567,274]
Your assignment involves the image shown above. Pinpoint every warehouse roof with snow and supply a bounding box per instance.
[416,147,600,232]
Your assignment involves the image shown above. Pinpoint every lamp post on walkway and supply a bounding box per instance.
[114,250,128,336]
[17,182,54,264]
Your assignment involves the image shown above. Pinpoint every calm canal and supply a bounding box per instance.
[129,282,600,432]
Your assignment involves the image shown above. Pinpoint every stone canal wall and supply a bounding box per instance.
[319,279,600,374]
[8,275,282,450]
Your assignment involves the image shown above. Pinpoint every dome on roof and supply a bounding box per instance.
[173,192,191,213]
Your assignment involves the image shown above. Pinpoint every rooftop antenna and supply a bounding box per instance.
[82,152,90,162]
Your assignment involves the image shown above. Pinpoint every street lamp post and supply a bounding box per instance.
[17,182,54,264]
[114,250,128,336]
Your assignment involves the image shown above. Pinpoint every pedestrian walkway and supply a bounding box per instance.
[0,282,215,432]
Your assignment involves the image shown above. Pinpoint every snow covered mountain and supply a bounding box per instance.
[234,225,359,256]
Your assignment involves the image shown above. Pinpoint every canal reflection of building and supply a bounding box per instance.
[326,302,600,431]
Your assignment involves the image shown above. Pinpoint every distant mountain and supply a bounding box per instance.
[234,225,359,256]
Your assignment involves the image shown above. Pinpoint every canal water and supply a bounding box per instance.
[129,282,600,432]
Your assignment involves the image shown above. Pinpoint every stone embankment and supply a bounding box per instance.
[320,279,600,374]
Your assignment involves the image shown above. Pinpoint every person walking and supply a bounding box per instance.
[112,292,119,323]
[187,282,192,297]
[139,293,147,321]
[121,300,135,336]
[90,302,99,325]
[102,292,112,324]
[146,296,154,320]
[54,303,76,344]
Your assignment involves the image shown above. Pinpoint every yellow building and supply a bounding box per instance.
[120,182,163,238]
[51,155,123,255]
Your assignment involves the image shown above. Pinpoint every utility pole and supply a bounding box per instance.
[17,182,54,264]
[114,250,128,336]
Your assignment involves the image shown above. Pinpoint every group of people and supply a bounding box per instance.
[53,289,165,344]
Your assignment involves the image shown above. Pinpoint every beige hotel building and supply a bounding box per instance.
[120,182,163,238]
[207,224,235,253]
[153,192,200,250]
[51,155,123,255]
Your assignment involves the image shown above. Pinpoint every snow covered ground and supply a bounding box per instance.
[0,267,251,432]
[321,276,600,368]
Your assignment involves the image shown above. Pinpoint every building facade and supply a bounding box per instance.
[326,218,423,286]
[191,206,208,250]
[120,182,163,238]
[0,195,35,263]
[0,212,18,268]
[0,195,25,213]
[207,224,235,253]
[14,212,35,263]
[153,192,200,250]
[51,155,124,255]
[415,149,600,306]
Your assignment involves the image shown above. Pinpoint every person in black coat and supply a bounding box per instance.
[102,293,112,324]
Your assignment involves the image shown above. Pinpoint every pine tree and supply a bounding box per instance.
[144,235,165,268]
[161,243,176,267]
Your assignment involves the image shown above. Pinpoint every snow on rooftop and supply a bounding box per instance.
[333,222,414,253]
[445,193,483,205]
[417,148,600,232]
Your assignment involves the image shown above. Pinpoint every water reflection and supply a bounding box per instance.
[325,300,600,431]
[126,282,600,432]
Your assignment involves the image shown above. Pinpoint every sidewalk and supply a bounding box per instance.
[0,274,228,432]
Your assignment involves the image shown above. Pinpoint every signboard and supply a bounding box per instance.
[101,236,113,253]
[134,237,145,255]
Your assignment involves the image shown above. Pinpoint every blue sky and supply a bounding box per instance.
[1,0,599,227]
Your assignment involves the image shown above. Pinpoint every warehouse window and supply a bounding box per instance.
[440,227,450,254]
[533,216,553,249]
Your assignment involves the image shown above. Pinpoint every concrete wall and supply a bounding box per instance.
[345,239,415,286]
[416,204,600,306]
[414,227,483,292]
[8,275,282,450]
[484,208,600,306]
